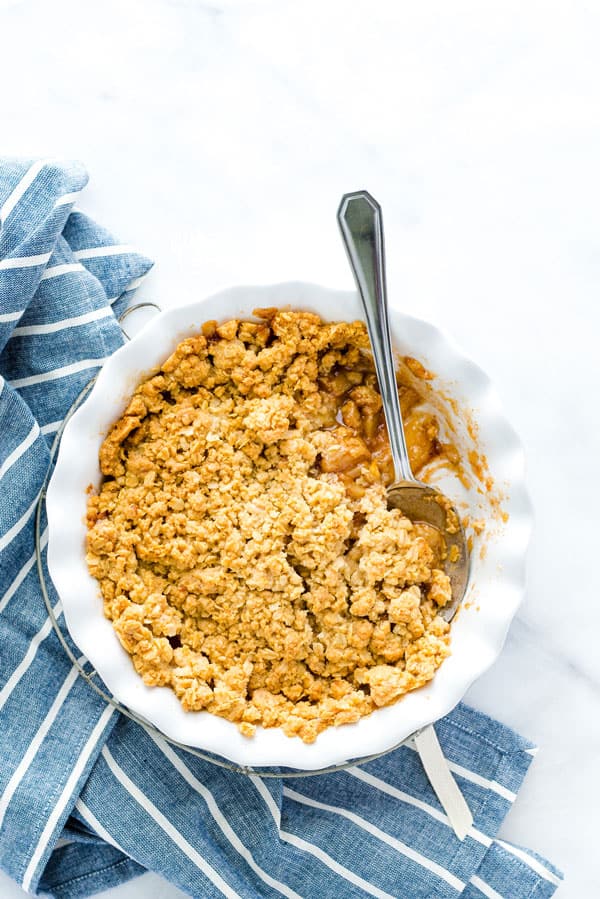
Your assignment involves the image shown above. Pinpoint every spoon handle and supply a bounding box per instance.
[337,190,414,484]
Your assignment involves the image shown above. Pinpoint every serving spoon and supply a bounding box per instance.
[338,190,474,840]
[337,190,469,621]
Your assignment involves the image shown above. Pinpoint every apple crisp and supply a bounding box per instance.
[86,310,454,743]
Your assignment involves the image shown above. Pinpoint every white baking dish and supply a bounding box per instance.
[46,282,532,770]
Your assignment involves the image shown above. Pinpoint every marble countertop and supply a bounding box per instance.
[2,0,599,895]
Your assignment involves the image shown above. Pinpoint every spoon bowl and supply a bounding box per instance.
[386,481,469,621]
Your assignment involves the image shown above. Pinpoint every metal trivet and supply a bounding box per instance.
[34,303,421,779]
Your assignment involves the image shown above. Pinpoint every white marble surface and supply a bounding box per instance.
[1,0,599,895]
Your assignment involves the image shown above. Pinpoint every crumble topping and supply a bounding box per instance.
[86,310,453,743]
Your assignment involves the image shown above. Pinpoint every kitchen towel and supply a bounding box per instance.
[0,158,563,899]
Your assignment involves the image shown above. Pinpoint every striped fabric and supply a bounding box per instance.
[0,159,563,899]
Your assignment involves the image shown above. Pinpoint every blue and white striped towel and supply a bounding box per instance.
[0,158,563,899]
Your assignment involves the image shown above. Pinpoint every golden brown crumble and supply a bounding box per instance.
[86,310,454,743]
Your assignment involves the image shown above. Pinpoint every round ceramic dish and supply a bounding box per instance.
[46,282,532,770]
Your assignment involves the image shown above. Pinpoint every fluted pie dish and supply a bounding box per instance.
[46,282,532,770]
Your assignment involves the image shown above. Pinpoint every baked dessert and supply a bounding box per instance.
[86,310,456,743]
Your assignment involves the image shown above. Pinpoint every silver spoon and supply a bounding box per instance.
[337,190,469,620]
